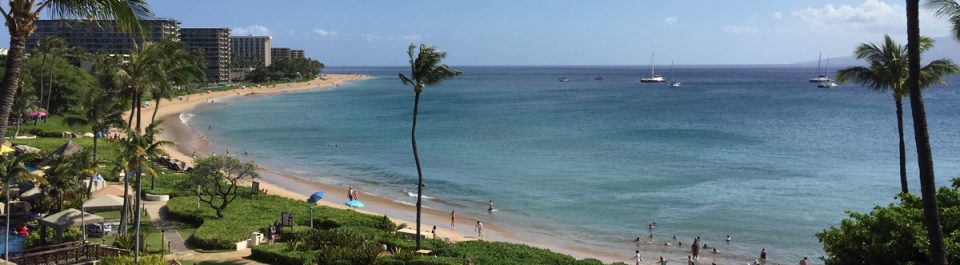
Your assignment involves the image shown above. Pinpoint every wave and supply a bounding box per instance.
[407,192,434,200]
[179,112,195,126]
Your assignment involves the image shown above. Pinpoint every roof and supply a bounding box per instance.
[53,141,83,156]
[39,209,104,229]
[83,194,124,209]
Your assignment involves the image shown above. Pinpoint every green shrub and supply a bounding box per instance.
[24,227,81,248]
[251,243,316,265]
[99,254,166,265]
[575,258,605,265]
[445,241,577,265]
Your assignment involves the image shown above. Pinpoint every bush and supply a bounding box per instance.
[251,243,316,265]
[575,258,605,265]
[445,241,577,265]
[818,179,960,264]
[24,227,81,248]
[100,254,166,265]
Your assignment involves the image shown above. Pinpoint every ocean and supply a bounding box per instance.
[188,66,960,263]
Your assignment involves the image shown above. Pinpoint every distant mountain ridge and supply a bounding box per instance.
[792,36,960,67]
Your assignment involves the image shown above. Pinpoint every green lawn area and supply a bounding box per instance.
[99,221,171,255]
[9,137,126,179]
[5,115,90,138]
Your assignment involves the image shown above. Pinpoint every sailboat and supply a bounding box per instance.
[809,52,832,83]
[667,61,681,87]
[640,51,666,83]
[816,57,839,88]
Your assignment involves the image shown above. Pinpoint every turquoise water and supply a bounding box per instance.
[190,66,960,262]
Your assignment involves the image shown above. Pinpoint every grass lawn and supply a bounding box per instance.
[100,221,171,255]
[5,115,88,138]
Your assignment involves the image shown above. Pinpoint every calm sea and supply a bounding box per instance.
[189,66,960,262]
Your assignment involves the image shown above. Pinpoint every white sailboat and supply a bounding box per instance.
[809,52,832,83]
[641,51,666,83]
[667,61,681,87]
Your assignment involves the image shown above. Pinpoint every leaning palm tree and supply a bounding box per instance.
[909,1,947,264]
[65,87,124,197]
[0,153,39,260]
[398,44,461,250]
[835,34,957,195]
[0,0,151,145]
[148,39,204,123]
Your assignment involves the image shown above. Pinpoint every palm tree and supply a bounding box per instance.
[0,153,39,260]
[43,153,81,212]
[398,44,461,250]
[908,1,946,264]
[0,0,151,145]
[148,39,204,123]
[65,88,124,197]
[835,35,957,194]
[123,120,169,259]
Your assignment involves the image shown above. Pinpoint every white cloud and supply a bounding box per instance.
[663,16,678,25]
[361,33,382,42]
[792,0,903,32]
[402,34,422,41]
[231,25,269,36]
[314,28,338,37]
[723,25,759,35]
[773,12,782,20]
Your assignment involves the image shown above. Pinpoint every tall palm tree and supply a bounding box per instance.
[398,44,461,250]
[148,39,204,123]
[0,153,38,260]
[835,35,957,194]
[908,1,946,264]
[65,88,124,197]
[123,120,169,259]
[0,0,151,145]
[42,152,84,212]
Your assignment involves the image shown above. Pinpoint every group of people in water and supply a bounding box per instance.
[631,222,809,264]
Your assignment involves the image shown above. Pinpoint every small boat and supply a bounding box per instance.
[670,81,682,87]
[640,51,667,83]
[558,77,569,82]
[594,76,604,80]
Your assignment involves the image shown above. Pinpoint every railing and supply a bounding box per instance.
[9,243,128,265]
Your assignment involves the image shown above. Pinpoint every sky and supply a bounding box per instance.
[9,0,960,66]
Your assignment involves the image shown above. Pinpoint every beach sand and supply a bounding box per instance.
[141,74,744,265]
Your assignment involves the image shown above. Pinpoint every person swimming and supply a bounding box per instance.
[488,200,494,212]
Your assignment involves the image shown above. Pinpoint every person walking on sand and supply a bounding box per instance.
[658,256,667,265]
[799,257,808,265]
[488,200,494,212]
[450,210,456,230]
[475,221,484,239]
[633,250,643,265]
[692,238,700,260]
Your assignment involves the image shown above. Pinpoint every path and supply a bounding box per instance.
[143,200,265,264]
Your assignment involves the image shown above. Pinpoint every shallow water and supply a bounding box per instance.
[190,66,960,262]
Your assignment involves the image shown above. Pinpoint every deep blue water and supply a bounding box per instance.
[190,66,960,262]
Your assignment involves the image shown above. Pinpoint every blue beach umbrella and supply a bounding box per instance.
[307,192,325,203]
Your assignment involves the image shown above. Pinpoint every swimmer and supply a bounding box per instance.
[488,200,494,212]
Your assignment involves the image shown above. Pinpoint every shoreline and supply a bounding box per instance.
[146,74,751,265]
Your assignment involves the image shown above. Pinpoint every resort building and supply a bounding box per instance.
[27,19,180,54]
[291,49,305,59]
[271,47,291,61]
[230,35,272,67]
[181,27,232,83]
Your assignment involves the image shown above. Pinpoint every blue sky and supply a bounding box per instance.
[15,0,960,66]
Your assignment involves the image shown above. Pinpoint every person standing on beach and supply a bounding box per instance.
[692,238,700,260]
[475,221,484,239]
[347,187,354,201]
[659,256,667,265]
[759,248,767,260]
[450,210,456,230]
[633,250,643,265]
[687,255,695,265]
[352,188,360,201]
[488,200,494,212]
[432,225,437,240]
[799,257,808,265]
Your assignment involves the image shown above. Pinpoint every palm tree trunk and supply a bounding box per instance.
[0,35,30,145]
[133,91,143,262]
[895,95,908,194]
[87,133,98,198]
[120,170,129,234]
[411,91,424,250]
[907,1,946,264]
[5,179,11,260]
[45,70,53,120]
[127,95,136,129]
[151,98,161,124]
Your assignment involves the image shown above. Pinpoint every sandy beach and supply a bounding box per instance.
[138,74,743,265]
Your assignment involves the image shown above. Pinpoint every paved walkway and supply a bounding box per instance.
[143,200,265,264]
